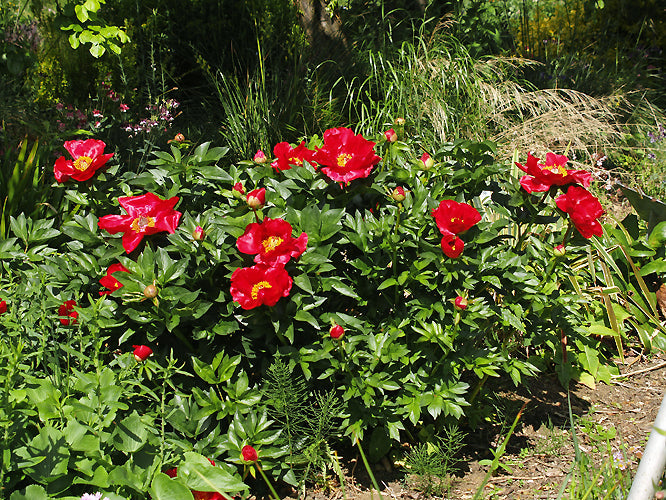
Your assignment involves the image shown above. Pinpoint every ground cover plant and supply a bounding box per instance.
[5,116,666,498]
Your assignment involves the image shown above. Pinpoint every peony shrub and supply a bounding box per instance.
[0,129,633,498]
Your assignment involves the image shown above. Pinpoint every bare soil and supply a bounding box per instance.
[290,349,666,500]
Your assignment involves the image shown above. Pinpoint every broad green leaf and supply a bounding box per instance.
[151,473,194,500]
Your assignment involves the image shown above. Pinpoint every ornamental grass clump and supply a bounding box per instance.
[2,126,649,498]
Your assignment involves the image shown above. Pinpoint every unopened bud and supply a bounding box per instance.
[553,244,566,257]
[421,152,434,170]
[253,150,267,163]
[143,284,158,299]
[193,226,205,241]
[246,188,266,210]
[384,129,398,143]
[392,186,406,202]
[330,324,345,339]
[454,296,468,310]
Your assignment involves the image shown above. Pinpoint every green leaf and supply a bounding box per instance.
[89,43,105,57]
[111,411,148,453]
[294,309,320,329]
[648,221,666,248]
[151,473,194,500]
[9,485,49,500]
[181,463,247,494]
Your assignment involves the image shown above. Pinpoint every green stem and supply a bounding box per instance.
[257,463,281,500]
[356,438,384,500]
[391,204,401,306]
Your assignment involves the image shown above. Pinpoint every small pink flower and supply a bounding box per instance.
[253,150,267,163]
[93,109,103,118]
[119,103,129,112]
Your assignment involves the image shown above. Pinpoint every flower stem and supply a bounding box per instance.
[356,437,384,499]
[257,462,281,500]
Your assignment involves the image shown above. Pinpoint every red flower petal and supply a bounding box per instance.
[555,186,604,238]
[98,193,182,253]
[440,234,465,259]
[431,200,481,235]
[312,127,381,184]
[230,265,293,310]
[237,218,307,266]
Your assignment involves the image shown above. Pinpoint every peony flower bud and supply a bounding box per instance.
[143,284,158,299]
[391,186,406,202]
[454,296,468,310]
[133,345,153,362]
[330,324,345,339]
[421,152,434,170]
[384,129,398,143]
[246,188,266,210]
[394,117,405,126]
[553,244,566,257]
[241,445,258,463]
[233,182,245,197]
[193,226,205,241]
[253,150,267,163]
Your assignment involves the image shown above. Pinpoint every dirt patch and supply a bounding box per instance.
[287,350,666,499]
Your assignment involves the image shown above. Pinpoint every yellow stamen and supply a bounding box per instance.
[289,157,303,166]
[543,164,569,176]
[262,235,284,253]
[73,156,93,171]
[337,153,352,167]
[251,280,272,300]
[130,215,156,233]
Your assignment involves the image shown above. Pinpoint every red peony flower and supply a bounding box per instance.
[230,264,293,310]
[312,127,381,184]
[98,193,182,253]
[516,152,592,194]
[330,324,345,339]
[241,445,258,463]
[237,218,307,266]
[133,345,153,362]
[454,296,468,310]
[431,199,481,235]
[58,300,78,325]
[0,300,6,314]
[555,185,604,238]
[440,232,465,259]
[246,188,266,210]
[253,149,268,163]
[271,142,315,171]
[99,263,129,296]
[384,128,397,142]
[54,139,114,183]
